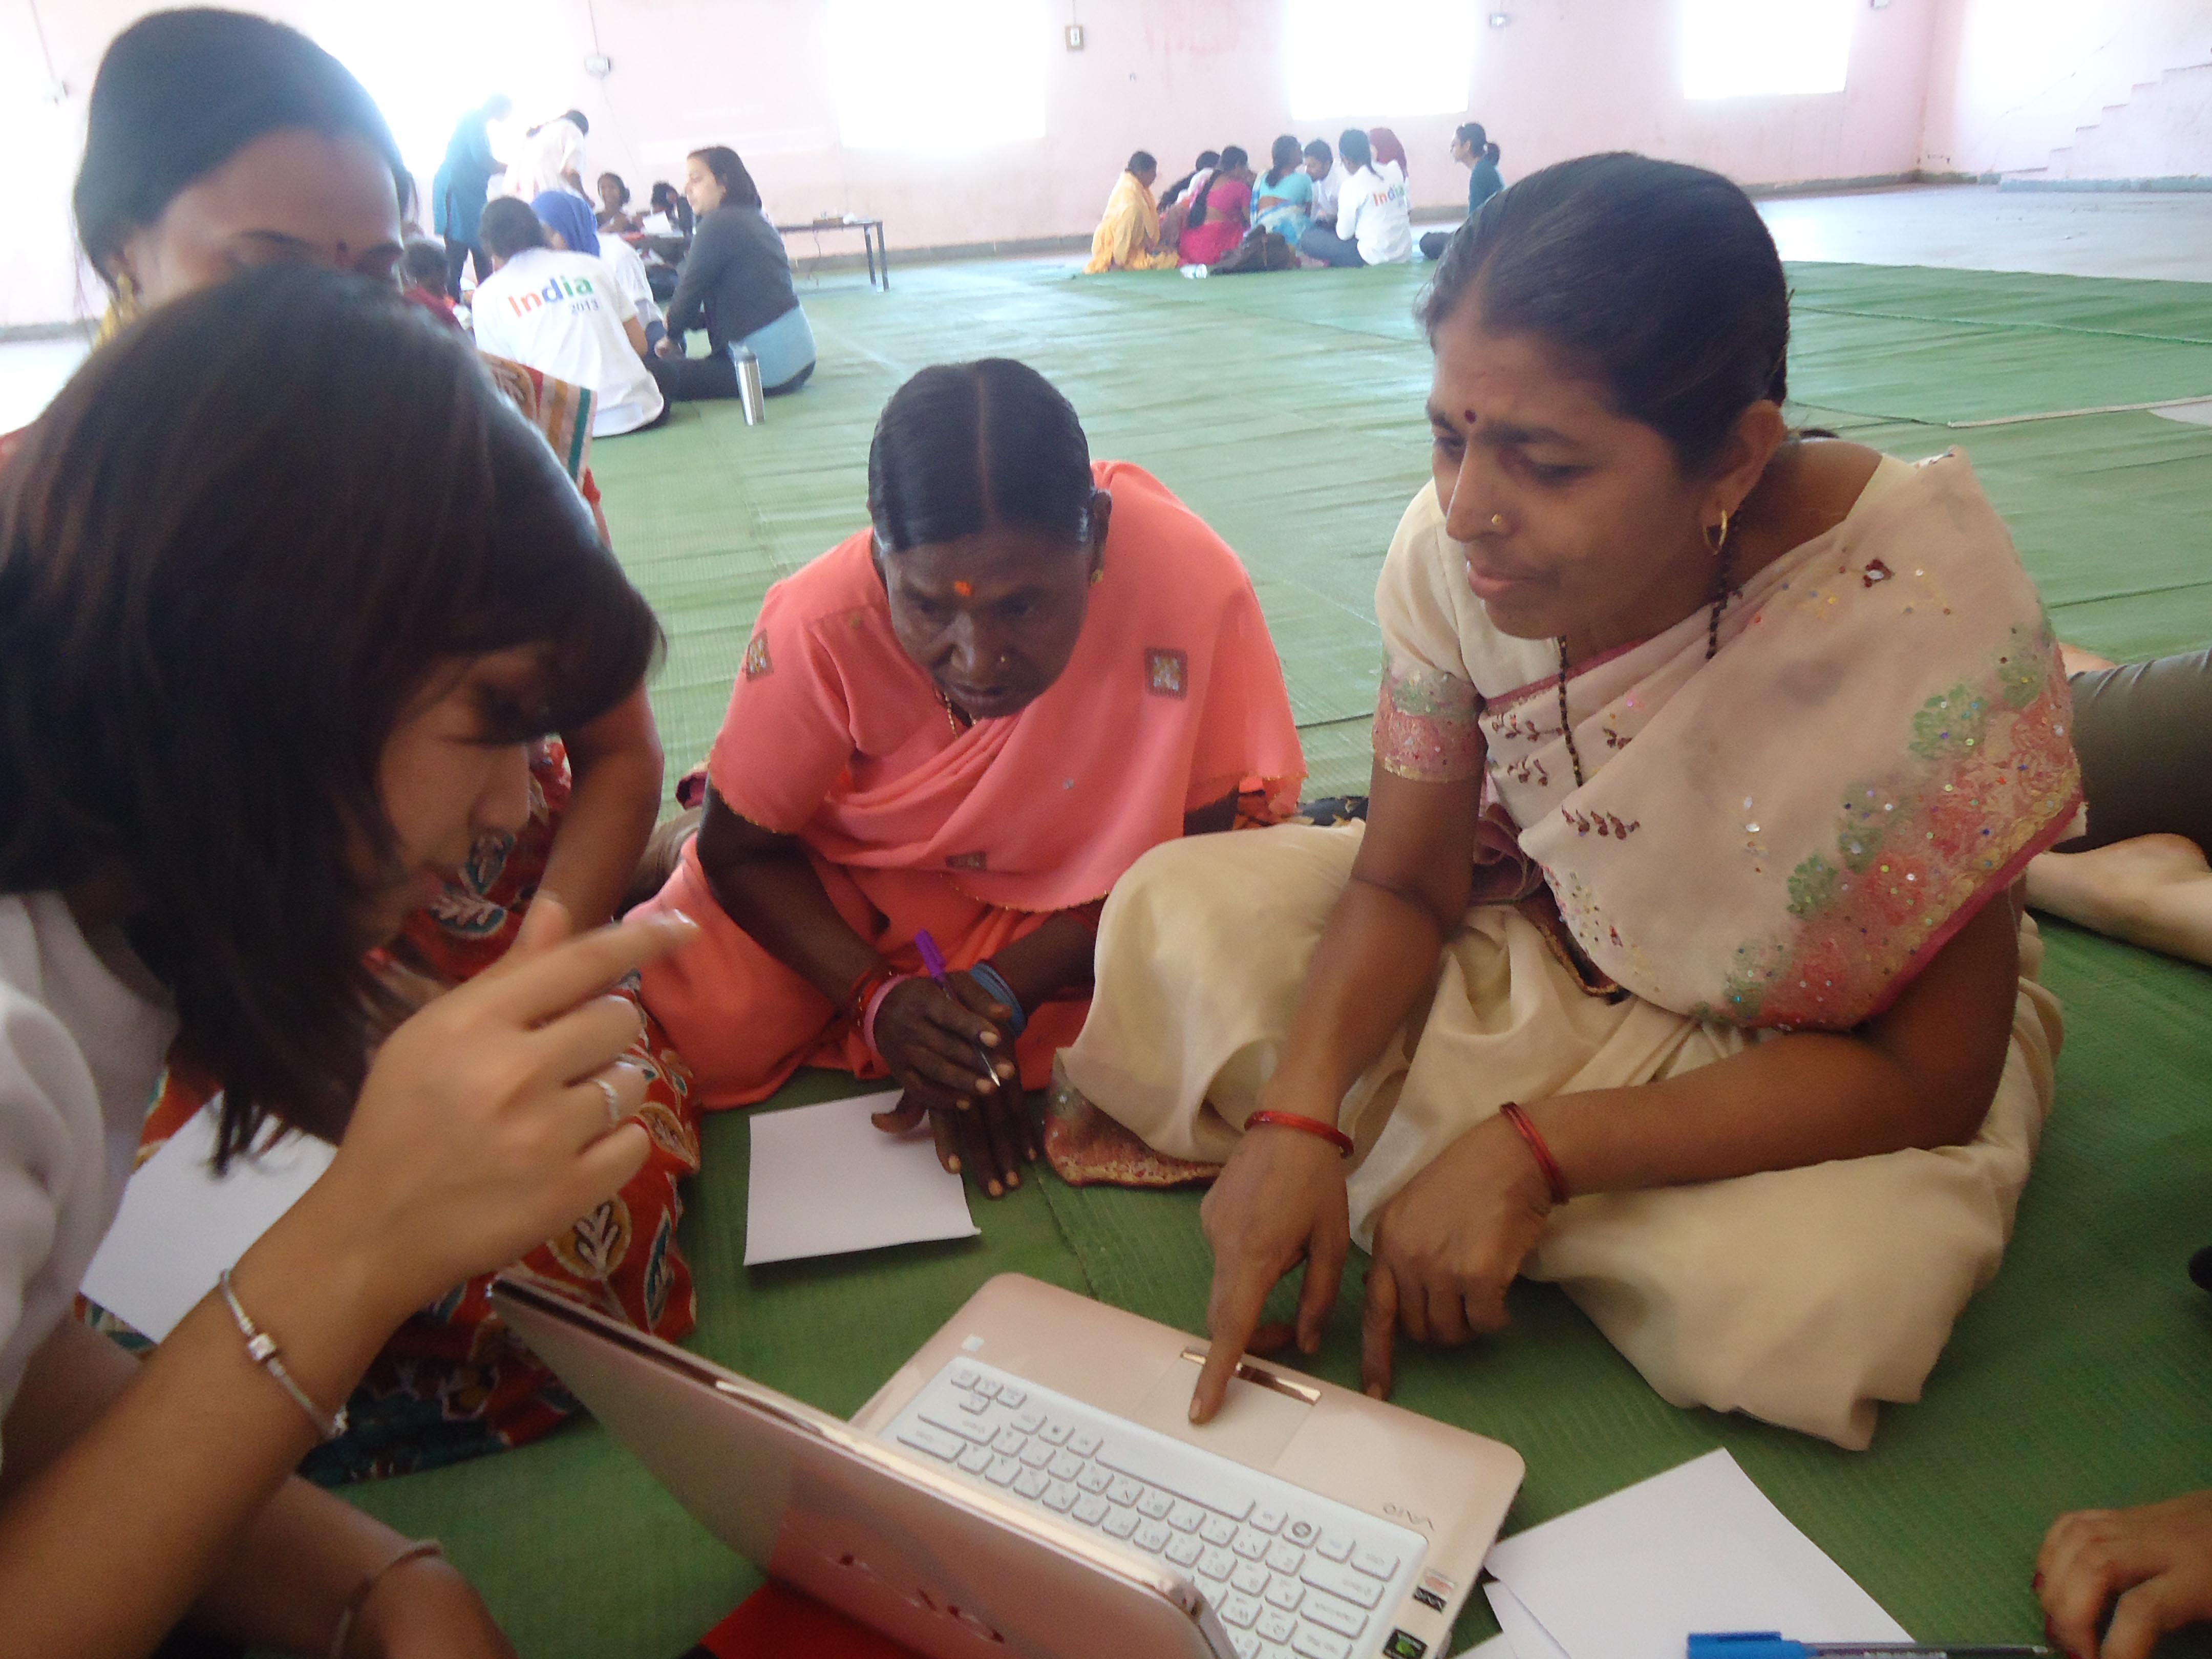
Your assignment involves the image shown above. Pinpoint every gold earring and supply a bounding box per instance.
[1706,507,1731,557]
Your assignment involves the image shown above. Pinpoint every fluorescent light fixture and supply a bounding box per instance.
[1682,0,1855,100]
[828,0,1049,153]
[1285,0,1479,120]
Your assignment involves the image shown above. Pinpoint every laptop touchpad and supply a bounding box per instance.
[1128,1356,1309,1465]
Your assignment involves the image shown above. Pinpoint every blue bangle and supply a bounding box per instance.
[968,962,1027,1036]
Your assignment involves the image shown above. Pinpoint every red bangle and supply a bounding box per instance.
[1245,1110,1354,1159]
[1498,1101,1570,1206]
[845,962,898,1031]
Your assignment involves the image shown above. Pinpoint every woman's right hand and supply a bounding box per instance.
[1188,1106,1351,1423]
[869,974,1033,1196]
[309,897,698,1320]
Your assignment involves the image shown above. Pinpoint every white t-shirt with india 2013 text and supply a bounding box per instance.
[1337,161,1414,265]
[471,247,666,437]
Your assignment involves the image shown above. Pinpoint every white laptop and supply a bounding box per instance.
[492,1272,1524,1659]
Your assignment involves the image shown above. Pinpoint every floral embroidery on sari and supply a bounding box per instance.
[1693,622,2078,1026]
[1374,656,1483,782]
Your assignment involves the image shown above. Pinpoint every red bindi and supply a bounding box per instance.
[1463,409,1478,424]
[952,579,974,598]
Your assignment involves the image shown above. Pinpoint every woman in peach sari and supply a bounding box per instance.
[639,359,1302,1192]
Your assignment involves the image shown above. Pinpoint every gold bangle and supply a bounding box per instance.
[330,1539,444,1659]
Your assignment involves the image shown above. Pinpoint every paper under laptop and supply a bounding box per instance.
[1479,1449,1910,1659]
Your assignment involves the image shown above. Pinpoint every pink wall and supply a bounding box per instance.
[1920,0,2212,179]
[6,0,1941,330]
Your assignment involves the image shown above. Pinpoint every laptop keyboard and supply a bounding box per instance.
[879,1358,1426,1659]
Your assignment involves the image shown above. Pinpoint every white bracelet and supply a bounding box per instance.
[330,1538,444,1659]
[217,1267,349,1441]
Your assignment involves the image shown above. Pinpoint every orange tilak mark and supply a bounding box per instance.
[952,579,974,598]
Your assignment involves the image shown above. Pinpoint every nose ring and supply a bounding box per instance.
[1489,514,1509,533]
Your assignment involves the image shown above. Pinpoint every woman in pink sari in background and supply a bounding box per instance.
[637,358,1303,1193]
[1175,145,1253,267]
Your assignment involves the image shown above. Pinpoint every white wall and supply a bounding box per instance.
[3,0,1943,330]
[1920,0,2212,179]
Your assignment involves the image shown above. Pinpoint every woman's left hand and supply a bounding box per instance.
[349,1556,517,1658]
[1360,1113,1555,1399]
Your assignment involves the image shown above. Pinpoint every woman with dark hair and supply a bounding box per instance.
[1160,149,1221,212]
[595,170,639,233]
[433,93,511,297]
[1420,123,1498,261]
[1156,148,1220,254]
[475,198,664,439]
[635,359,1304,1195]
[1083,150,1180,272]
[648,180,695,239]
[1060,154,2077,1450]
[0,265,697,1656]
[1251,134,1315,244]
[651,144,816,400]
[49,7,691,1486]
[1175,144,1254,268]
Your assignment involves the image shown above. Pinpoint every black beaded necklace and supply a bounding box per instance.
[1557,516,1734,791]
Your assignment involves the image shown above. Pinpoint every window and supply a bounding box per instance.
[827,0,1049,154]
[1682,0,1855,100]
[308,3,573,201]
[1283,0,1479,122]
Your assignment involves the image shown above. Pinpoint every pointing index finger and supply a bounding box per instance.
[1361,1263,1399,1401]
[483,912,698,1025]
[1192,1263,1273,1424]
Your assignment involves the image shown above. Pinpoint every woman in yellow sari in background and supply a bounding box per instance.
[1084,151,1181,272]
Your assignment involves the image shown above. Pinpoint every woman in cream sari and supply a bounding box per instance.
[1059,154,2080,1450]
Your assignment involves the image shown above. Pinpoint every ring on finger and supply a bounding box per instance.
[595,1073,624,1128]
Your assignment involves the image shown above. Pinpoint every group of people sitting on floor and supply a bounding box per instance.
[3,10,2209,1658]
[427,87,816,435]
[1087,122,1504,274]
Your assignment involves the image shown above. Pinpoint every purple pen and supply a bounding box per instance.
[914,929,1001,1089]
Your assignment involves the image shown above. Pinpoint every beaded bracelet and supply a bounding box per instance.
[217,1267,348,1441]
[1245,1110,1355,1158]
[1498,1101,1570,1206]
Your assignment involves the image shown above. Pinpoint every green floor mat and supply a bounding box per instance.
[592,258,2212,793]
[335,259,2212,1656]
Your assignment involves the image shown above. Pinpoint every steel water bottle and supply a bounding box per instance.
[734,345,764,425]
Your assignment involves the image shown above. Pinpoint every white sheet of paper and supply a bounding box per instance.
[1455,1635,1518,1659]
[1484,1581,1571,1659]
[1481,1450,1911,1659]
[745,1091,980,1266]
[79,1102,333,1341]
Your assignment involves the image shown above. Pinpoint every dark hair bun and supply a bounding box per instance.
[869,360,1093,554]
[1420,152,1788,471]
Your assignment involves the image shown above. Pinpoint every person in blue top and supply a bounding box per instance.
[1251,135,1314,244]
[1420,123,1501,262]
[431,93,510,298]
